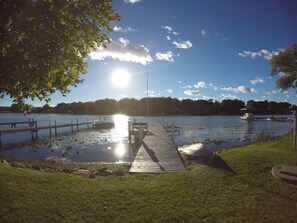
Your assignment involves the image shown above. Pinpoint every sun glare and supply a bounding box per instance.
[112,69,130,87]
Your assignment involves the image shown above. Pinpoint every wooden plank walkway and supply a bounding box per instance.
[129,124,184,173]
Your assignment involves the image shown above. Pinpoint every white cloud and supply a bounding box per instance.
[221,86,251,93]
[144,89,156,97]
[263,90,278,96]
[172,31,180,35]
[221,94,240,100]
[124,0,141,3]
[238,49,280,60]
[181,85,192,89]
[201,29,208,38]
[166,89,173,93]
[184,90,201,96]
[178,81,182,84]
[173,40,193,49]
[89,38,153,65]
[209,83,218,90]
[166,36,171,40]
[194,81,207,88]
[250,77,264,85]
[202,96,213,100]
[113,26,137,32]
[117,94,128,98]
[164,25,173,32]
[251,88,259,94]
[155,51,175,62]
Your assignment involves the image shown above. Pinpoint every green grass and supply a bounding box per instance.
[1,134,297,223]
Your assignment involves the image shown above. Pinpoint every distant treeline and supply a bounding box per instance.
[7,98,292,116]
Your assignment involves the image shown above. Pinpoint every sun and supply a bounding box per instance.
[112,69,130,87]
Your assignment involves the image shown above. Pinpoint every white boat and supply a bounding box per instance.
[178,143,214,164]
[92,121,114,129]
[240,113,254,121]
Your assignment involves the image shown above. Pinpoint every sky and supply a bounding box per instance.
[2,0,297,107]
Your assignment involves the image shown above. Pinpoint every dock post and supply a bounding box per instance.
[171,122,174,141]
[128,121,131,142]
[35,122,38,139]
[87,118,89,129]
[77,119,79,132]
[49,120,52,137]
[55,120,57,137]
[139,126,143,145]
[71,119,74,133]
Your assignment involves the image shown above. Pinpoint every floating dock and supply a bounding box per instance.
[129,124,184,173]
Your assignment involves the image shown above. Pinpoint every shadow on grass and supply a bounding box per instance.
[210,155,297,202]
[209,154,237,175]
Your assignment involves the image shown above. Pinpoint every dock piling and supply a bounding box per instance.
[49,120,52,137]
[55,120,57,137]
[139,126,143,144]
[128,121,131,142]
[71,119,74,133]
[171,122,174,141]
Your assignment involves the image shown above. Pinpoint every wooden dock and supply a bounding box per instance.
[0,120,94,145]
[129,124,184,173]
[0,120,37,128]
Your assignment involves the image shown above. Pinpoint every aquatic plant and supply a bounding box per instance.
[255,130,273,142]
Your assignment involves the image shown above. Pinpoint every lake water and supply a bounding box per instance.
[0,113,293,163]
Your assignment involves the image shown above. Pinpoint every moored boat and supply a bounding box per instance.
[92,121,115,129]
[240,113,254,121]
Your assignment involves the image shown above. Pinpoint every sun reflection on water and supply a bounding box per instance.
[112,114,130,162]
[113,114,129,141]
[114,142,126,159]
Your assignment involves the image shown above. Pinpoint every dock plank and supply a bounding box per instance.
[129,124,184,173]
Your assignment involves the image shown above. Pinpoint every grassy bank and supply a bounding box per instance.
[1,134,297,223]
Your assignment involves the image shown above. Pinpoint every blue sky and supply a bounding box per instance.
[2,0,297,107]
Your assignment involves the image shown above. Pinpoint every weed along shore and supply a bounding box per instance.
[1,134,297,222]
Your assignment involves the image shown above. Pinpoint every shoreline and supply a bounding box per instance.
[0,156,131,178]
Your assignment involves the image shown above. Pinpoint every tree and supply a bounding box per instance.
[0,0,120,111]
[270,43,297,91]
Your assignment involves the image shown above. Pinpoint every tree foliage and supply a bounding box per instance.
[24,97,291,116]
[270,43,297,91]
[0,0,120,111]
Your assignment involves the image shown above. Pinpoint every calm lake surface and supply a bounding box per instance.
[0,113,293,163]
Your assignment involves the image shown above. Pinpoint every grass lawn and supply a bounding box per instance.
[1,134,297,223]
